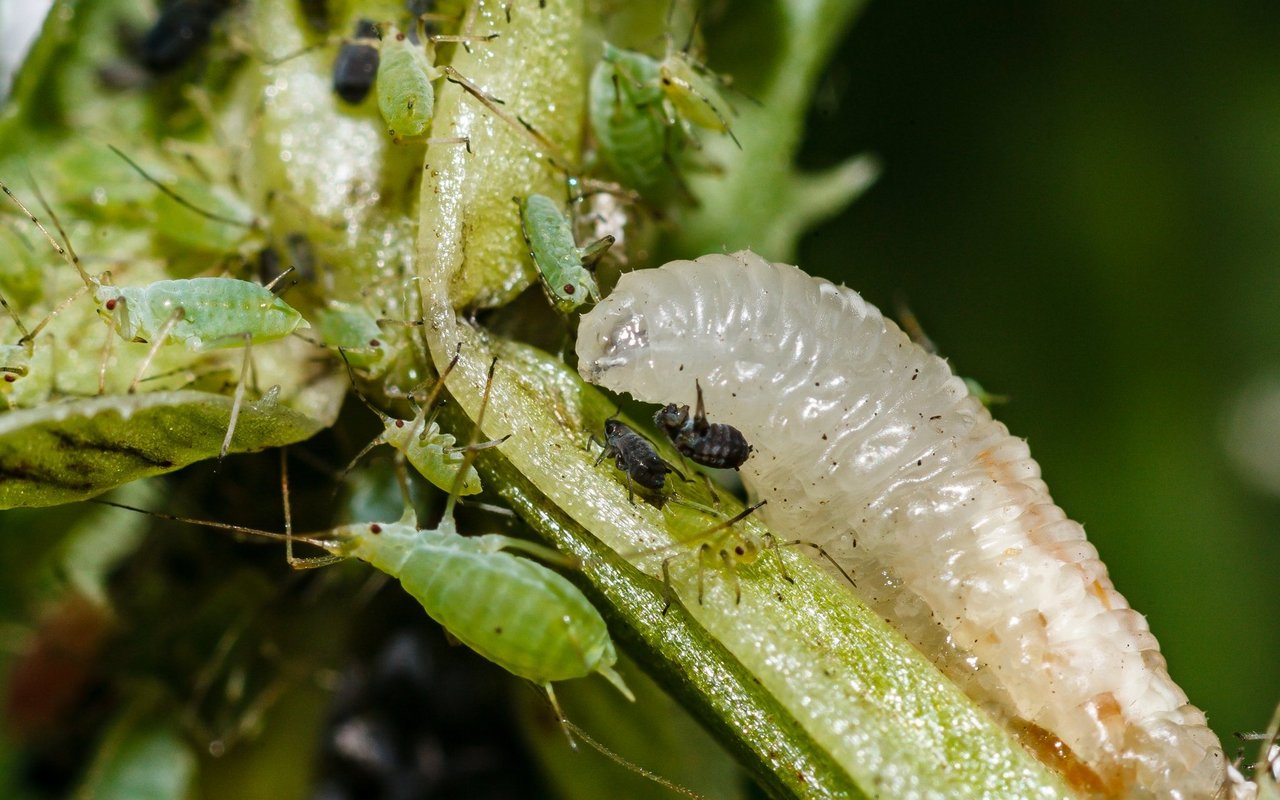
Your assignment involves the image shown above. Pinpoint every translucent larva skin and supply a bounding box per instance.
[519,193,601,314]
[577,250,1234,799]
[98,278,308,351]
[589,44,669,191]
[376,28,438,143]
[335,517,619,685]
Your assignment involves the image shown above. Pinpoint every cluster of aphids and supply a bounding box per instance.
[2,1,742,411]
[595,379,751,506]
[0,0,750,751]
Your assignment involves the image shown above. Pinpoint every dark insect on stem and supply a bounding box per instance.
[333,19,381,104]
[140,0,227,74]
[592,419,681,505]
[655,380,752,470]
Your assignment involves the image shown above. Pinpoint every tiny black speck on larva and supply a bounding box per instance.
[576,250,1255,800]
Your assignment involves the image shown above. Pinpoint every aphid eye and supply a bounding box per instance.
[105,298,117,310]
[396,32,407,41]
[564,284,575,294]
[3,375,14,383]
[369,338,381,347]
[395,420,405,428]
[369,524,382,534]
[734,545,746,556]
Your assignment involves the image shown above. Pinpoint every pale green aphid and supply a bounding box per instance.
[339,344,507,496]
[589,43,671,192]
[657,49,739,147]
[375,22,498,145]
[588,40,738,192]
[0,182,308,457]
[314,301,390,374]
[100,362,634,721]
[517,193,613,314]
[377,24,440,143]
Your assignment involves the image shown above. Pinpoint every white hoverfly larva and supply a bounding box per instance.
[576,249,1254,800]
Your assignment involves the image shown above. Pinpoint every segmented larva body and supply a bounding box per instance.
[577,250,1241,799]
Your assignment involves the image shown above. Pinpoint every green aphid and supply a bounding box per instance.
[657,49,738,146]
[376,24,441,143]
[0,181,307,457]
[315,301,390,374]
[517,193,612,314]
[339,345,507,496]
[102,361,635,724]
[588,43,671,191]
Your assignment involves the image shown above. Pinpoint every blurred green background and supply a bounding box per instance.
[796,0,1280,746]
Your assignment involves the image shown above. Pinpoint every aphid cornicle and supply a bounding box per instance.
[593,419,678,504]
[332,19,381,104]
[655,380,751,470]
[517,193,612,315]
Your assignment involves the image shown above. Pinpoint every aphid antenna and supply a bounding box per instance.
[0,179,93,289]
[443,354,500,520]
[0,292,32,343]
[560,718,707,800]
[107,144,258,230]
[90,498,338,553]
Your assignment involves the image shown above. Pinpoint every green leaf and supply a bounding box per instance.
[0,382,342,509]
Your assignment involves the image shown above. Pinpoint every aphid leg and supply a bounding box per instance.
[442,355,500,518]
[97,322,115,395]
[719,547,741,604]
[127,307,186,393]
[760,532,793,584]
[589,435,608,464]
[782,539,857,588]
[660,556,678,615]
[542,683,576,748]
[332,349,395,491]
[219,334,253,462]
[695,542,712,604]
[478,534,575,569]
[700,473,721,506]
[280,448,343,569]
